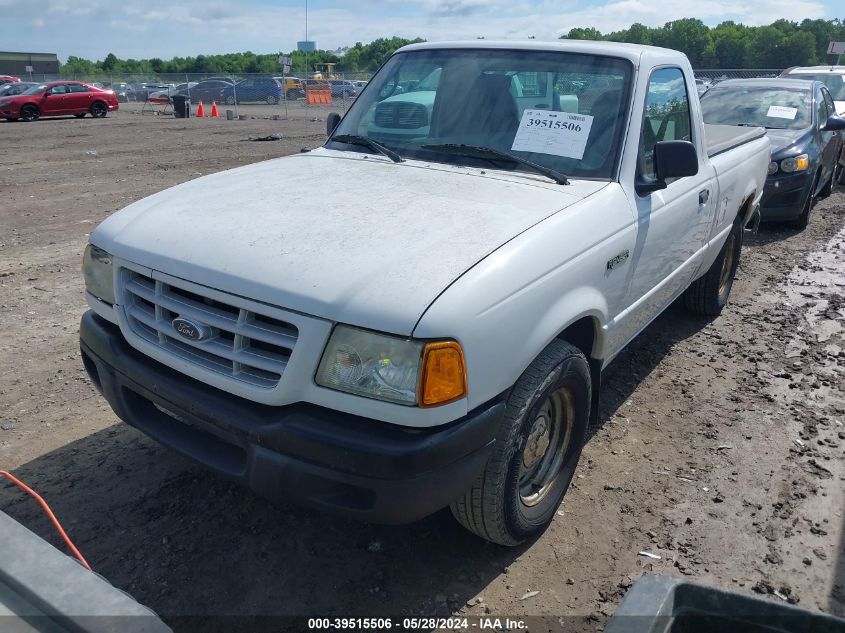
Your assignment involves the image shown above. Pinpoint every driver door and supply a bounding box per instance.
[43,84,72,114]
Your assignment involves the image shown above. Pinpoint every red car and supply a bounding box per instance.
[0,81,119,122]
[0,75,21,84]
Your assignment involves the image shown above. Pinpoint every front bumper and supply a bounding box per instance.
[79,311,504,524]
[760,170,812,221]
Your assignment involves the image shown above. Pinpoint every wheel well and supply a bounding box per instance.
[556,317,602,425]
[555,317,596,359]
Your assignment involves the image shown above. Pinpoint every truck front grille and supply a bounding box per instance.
[121,270,298,388]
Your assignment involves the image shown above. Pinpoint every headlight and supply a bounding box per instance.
[315,325,467,407]
[767,161,778,175]
[779,154,809,173]
[82,244,115,304]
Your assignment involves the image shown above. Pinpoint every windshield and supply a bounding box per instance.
[22,84,47,95]
[787,73,845,100]
[701,86,811,130]
[329,49,633,180]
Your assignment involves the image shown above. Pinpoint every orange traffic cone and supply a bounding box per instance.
[210,101,219,118]
[196,101,205,117]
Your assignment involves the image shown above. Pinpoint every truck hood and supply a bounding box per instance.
[94,148,605,334]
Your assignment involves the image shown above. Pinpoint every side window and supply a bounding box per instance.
[638,67,692,183]
[50,85,68,95]
[821,88,835,124]
[69,84,89,93]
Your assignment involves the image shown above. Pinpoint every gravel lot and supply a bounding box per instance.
[1,102,843,632]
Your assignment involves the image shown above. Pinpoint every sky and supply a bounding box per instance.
[1,0,840,62]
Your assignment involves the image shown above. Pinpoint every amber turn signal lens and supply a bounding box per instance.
[419,341,467,407]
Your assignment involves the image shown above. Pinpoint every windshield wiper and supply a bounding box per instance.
[330,134,403,163]
[422,143,568,185]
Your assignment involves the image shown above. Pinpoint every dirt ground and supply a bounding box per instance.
[1,102,843,632]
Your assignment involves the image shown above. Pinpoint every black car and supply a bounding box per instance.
[175,79,232,104]
[0,81,38,97]
[701,78,845,229]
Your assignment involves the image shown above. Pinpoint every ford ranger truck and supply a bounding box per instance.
[80,41,770,545]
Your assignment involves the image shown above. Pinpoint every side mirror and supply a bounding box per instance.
[820,115,845,132]
[326,112,342,136]
[637,140,699,194]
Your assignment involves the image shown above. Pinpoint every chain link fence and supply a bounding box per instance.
[9,71,374,118]
[5,68,785,120]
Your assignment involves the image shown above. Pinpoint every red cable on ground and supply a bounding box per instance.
[0,470,93,571]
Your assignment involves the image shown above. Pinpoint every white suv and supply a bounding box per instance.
[780,66,845,115]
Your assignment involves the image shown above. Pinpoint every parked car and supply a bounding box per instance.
[80,40,769,546]
[0,75,21,85]
[328,79,358,98]
[0,81,119,121]
[222,77,283,105]
[126,83,172,102]
[147,82,198,101]
[173,79,231,104]
[694,77,711,95]
[701,78,845,228]
[779,65,845,115]
[107,82,131,103]
[273,76,305,100]
[0,81,38,97]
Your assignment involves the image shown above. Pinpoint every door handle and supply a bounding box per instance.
[698,189,710,205]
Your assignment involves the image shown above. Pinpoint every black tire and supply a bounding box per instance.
[89,101,108,118]
[835,162,845,187]
[20,105,39,122]
[266,94,277,105]
[225,95,236,105]
[791,172,820,231]
[450,339,590,546]
[74,113,86,118]
[683,214,743,316]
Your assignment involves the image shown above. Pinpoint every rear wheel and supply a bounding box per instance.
[20,105,39,122]
[791,172,820,231]
[450,339,590,546]
[225,95,236,105]
[684,214,743,316]
[89,101,108,118]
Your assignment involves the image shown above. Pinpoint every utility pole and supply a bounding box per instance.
[305,0,309,77]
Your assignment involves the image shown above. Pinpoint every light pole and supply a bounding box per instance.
[305,0,309,78]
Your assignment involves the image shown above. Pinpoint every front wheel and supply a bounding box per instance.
[225,95,235,105]
[450,339,590,546]
[89,102,108,118]
[20,105,39,122]
[683,213,743,316]
[266,94,278,104]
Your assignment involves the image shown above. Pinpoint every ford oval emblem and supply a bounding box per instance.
[172,317,213,342]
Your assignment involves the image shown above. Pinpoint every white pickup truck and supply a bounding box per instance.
[80,41,770,545]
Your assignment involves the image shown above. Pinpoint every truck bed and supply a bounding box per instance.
[704,123,767,158]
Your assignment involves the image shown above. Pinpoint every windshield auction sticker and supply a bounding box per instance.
[766,105,798,119]
[511,110,594,160]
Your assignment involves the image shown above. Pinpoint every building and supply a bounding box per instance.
[0,51,59,77]
[297,40,317,52]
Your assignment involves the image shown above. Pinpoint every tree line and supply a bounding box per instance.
[60,37,424,78]
[59,19,844,78]
[564,18,845,68]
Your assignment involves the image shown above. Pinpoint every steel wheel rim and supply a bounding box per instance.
[518,388,574,507]
[23,108,36,121]
[718,233,736,295]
